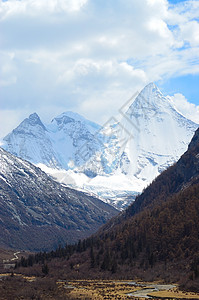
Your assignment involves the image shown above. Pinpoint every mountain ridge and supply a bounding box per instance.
[2,83,198,209]
[0,147,118,251]
[3,110,102,170]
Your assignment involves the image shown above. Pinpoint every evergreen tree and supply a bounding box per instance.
[42,263,49,276]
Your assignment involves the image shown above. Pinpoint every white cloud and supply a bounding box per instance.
[169,93,199,124]
[0,0,199,137]
[0,0,88,19]
[180,20,199,47]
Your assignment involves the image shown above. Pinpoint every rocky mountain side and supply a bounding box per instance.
[0,147,118,251]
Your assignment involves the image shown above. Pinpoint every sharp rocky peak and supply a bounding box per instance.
[142,82,158,92]
[29,112,40,119]
[137,82,164,103]
[28,112,42,123]
[22,112,46,130]
[126,82,173,117]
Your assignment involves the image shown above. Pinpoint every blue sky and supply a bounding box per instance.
[162,0,199,106]
[161,74,199,103]
[0,0,199,138]
[168,0,186,3]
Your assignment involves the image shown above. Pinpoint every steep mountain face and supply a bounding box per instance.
[47,112,102,169]
[119,82,197,179]
[81,83,198,178]
[0,147,118,251]
[74,83,198,207]
[2,83,198,209]
[3,113,61,169]
[3,111,101,170]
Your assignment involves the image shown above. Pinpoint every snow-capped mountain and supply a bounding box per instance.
[2,83,198,209]
[119,82,198,179]
[3,111,101,170]
[3,113,61,168]
[83,83,198,177]
[0,147,118,251]
[72,83,198,208]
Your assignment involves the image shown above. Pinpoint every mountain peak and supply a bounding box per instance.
[139,82,162,99]
[52,111,86,124]
[53,111,92,123]
[51,111,100,132]
[26,113,46,129]
[142,82,158,91]
[127,82,170,115]
[28,112,41,121]
[58,111,85,120]
[29,112,40,119]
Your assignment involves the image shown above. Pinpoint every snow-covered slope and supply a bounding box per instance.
[3,113,61,168]
[119,83,198,180]
[3,111,101,170]
[2,83,198,209]
[36,83,198,210]
[66,83,198,208]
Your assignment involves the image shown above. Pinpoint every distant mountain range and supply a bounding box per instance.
[2,83,198,209]
[2,111,101,170]
[0,147,118,251]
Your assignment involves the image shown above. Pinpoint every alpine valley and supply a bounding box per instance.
[2,83,198,209]
[11,114,199,297]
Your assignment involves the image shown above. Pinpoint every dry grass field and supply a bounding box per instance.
[57,280,199,299]
[57,279,140,299]
[0,273,199,299]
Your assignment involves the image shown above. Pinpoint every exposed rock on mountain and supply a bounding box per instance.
[0,147,118,251]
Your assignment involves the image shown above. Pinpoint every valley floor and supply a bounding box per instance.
[1,274,199,299]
